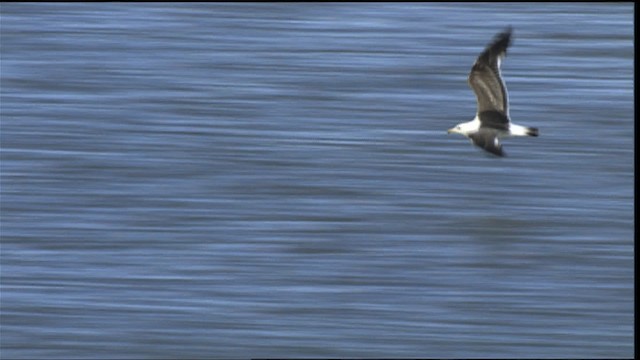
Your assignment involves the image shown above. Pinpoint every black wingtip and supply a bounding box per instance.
[493,27,513,50]
[477,27,512,65]
[490,147,505,157]
[499,26,513,39]
[480,147,505,157]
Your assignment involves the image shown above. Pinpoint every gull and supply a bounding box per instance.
[447,27,538,157]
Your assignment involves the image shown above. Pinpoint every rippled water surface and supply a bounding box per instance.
[1,3,634,359]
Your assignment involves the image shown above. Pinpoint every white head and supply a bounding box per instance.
[447,118,480,136]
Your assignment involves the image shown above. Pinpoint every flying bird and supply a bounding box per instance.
[447,27,538,157]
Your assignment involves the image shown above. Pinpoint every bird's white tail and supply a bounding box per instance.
[510,123,539,137]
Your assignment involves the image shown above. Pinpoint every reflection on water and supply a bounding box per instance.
[0,3,633,359]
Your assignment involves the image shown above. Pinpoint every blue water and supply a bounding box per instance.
[0,3,634,359]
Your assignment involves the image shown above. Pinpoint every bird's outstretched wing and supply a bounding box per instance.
[468,27,512,117]
[469,131,504,157]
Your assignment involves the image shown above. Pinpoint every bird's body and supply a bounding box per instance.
[447,27,538,157]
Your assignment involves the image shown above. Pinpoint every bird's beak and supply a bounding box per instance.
[447,128,455,134]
